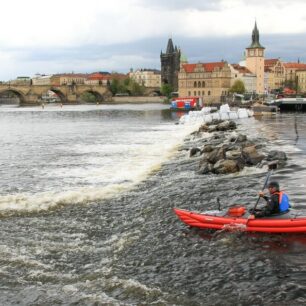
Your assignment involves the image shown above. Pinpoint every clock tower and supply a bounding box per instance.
[246,22,265,94]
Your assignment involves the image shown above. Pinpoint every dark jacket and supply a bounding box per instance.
[255,193,280,217]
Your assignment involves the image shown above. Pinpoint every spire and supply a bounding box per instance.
[248,21,264,49]
[166,38,174,54]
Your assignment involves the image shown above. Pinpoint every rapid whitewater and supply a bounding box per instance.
[0,104,306,305]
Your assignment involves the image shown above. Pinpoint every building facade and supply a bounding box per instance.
[264,59,285,92]
[160,38,181,92]
[129,69,161,87]
[230,64,257,93]
[296,70,306,93]
[245,22,265,94]
[50,74,87,86]
[32,74,52,85]
[178,61,232,104]
[284,62,306,84]
[85,72,111,85]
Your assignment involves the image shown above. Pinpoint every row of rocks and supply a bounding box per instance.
[189,120,287,175]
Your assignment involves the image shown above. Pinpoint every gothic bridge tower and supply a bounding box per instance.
[160,38,181,92]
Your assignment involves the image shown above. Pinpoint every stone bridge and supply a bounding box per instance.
[0,84,112,105]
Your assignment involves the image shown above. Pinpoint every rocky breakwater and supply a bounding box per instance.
[189,119,287,175]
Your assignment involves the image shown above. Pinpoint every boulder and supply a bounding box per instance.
[266,150,287,162]
[242,145,265,165]
[190,147,201,157]
[206,147,225,164]
[208,125,217,133]
[198,162,214,174]
[213,159,240,174]
[198,124,209,132]
[202,144,214,153]
[225,149,242,160]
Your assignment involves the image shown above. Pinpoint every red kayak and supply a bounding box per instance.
[174,207,306,233]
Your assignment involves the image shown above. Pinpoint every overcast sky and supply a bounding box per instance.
[1,0,306,80]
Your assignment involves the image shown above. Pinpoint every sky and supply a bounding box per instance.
[1,0,306,80]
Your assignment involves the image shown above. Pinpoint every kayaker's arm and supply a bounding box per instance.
[262,194,280,215]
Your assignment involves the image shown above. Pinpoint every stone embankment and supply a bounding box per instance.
[111,96,165,103]
[188,119,287,175]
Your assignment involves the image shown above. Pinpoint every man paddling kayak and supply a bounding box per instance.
[251,181,291,218]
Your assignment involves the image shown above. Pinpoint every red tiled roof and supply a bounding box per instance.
[53,73,87,77]
[264,59,279,67]
[182,62,226,73]
[231,64,252,74]
[284,62,306,69]
[87,73,111,80]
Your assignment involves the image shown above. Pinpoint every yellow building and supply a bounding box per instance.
[284,62,306,84]
[296,70,306,93]
[178,61,232,104]
[264,59,285,92]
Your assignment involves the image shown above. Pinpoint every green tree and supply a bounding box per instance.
[127,79,145,96]
[229,80,246,94]
[81,92,97,103]
[109,78,120,95]
[161,83,173,98]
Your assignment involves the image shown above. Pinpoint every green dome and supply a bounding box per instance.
[180,53,188,63]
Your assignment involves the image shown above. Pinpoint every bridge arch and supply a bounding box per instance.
[49,88,66,102]
[0,89,26,104]
[79,90,104,103]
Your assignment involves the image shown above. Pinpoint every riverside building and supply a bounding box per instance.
[178,60,232,105]
[176,22,267,104]
[129,69,161,87]
[264,59,285,92]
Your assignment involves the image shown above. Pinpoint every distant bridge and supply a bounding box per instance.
[0,84,112,105]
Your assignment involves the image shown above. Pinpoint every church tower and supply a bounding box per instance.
[245,22,265,94]
[160,38,181,92]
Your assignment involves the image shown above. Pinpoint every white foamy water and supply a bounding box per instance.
[0,104,199,215]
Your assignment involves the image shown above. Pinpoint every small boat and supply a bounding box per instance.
[170,97,202,111]
[174,207,306,233]
[251,104,279,116]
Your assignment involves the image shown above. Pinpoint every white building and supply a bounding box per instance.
[129,69,161,87]
[32,74,52,85]
[230,64,257,93]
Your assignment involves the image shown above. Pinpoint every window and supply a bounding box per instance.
[198,91,201,96]
[188,91,191,96]
[194,91,196,95]
[202,81,205,87]
[208,91,211,96]
[198,81,201,87]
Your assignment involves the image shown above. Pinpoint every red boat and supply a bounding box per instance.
[174,207,306,233]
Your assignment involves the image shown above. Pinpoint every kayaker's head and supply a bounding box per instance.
[268,181,279,194]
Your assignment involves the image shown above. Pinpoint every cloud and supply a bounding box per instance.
[0,0,306,80]
[136,0,223,11]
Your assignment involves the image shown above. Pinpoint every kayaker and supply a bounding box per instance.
[251,181,290,217]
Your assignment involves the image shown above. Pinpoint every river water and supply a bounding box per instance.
[0,104,306,305]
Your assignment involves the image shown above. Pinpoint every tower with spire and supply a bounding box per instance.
[160,38,181,92]
[245,22,265,94]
